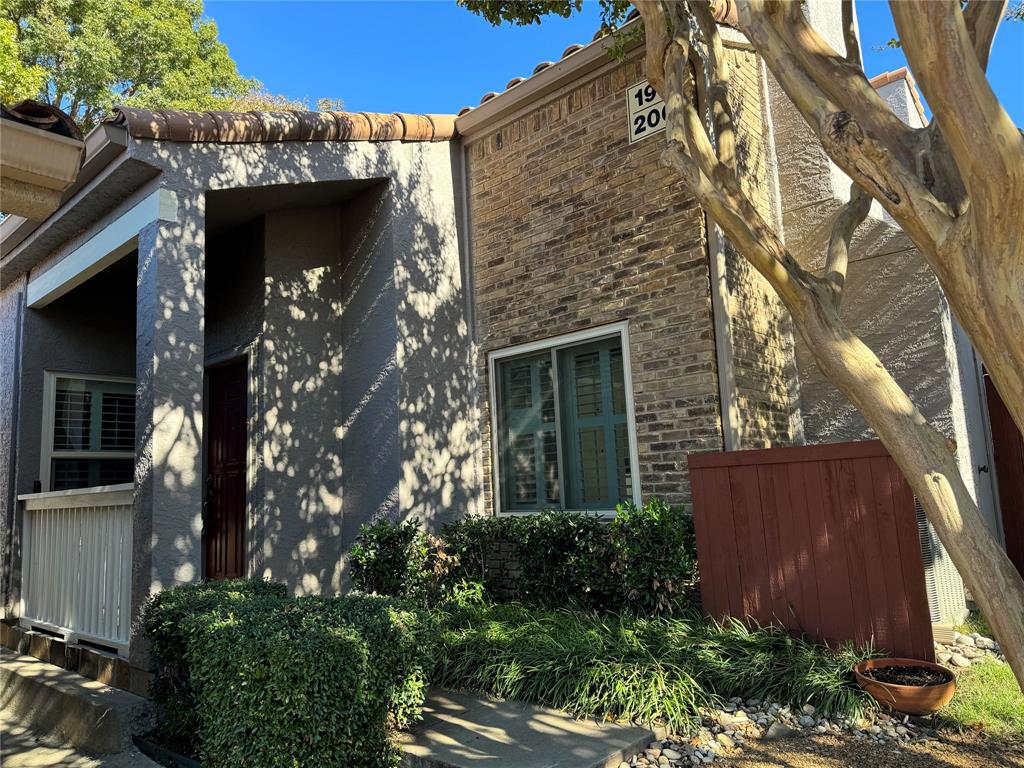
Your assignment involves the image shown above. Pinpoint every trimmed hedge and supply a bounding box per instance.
[350,501,699,615]
[143,579,436,767]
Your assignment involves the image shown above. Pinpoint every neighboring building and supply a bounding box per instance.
[0,5,1018,681]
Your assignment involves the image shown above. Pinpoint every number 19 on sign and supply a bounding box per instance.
[627,80,666,144]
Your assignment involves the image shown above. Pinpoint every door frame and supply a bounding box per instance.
[202,341,259,580]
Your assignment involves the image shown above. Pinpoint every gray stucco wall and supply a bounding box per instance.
[258,207,345,595]
[765,11,960,446]
[0,275,26,614]
[3,133,479,648]
[337,185,401,559]
[205,219,265,360]
[15,257,138,498]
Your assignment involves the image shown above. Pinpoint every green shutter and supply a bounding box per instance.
[498,353,560,511]
[559,339,632,510]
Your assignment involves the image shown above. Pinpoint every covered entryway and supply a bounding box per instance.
[204,359,248,580]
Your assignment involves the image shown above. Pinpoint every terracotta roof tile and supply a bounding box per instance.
[459,1,737,119]
[104,106,457,143]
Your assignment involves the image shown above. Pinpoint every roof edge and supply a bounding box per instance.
[869,66,928,126]
[105,107,457,144]
[1,122,127,258]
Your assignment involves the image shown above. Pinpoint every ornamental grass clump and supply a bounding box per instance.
[432,602,872,733]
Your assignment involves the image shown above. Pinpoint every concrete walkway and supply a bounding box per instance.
[400,688,657,768]
[0,714,160,767]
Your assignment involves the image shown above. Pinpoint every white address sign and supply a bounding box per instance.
[627,79,666,144]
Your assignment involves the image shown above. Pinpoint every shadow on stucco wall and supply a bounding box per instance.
[128,136,477,624]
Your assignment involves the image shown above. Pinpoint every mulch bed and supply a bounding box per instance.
[862,665,952,687]
[720,731,1024,768]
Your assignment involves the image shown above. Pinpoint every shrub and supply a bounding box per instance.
[350,518,431,599]
[188,606,389,767]
[432,602,872,733]
[143,578,288,751]
[516,510,620,606]
[143,581,436,766]
[439,500,699,614]
[610,499,698,615]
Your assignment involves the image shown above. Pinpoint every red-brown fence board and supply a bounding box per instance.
[688,440,935,661]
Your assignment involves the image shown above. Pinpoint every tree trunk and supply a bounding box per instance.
[641,0,1024,688]
[797,294,1024,688]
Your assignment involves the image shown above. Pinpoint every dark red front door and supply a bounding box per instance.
[985,370,1024,578]
[205,359,247,580]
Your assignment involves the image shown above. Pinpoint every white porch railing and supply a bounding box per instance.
[18,484,133,655]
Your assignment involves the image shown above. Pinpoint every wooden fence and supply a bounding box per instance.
[688,440,934,661]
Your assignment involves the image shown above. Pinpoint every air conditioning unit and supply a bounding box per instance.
[915,497,968,627]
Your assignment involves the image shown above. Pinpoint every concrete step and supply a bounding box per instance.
[0,714,161,767]
[400,688,660,768]
[0,648,154,754]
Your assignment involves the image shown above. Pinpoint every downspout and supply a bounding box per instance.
[707,221,740,452]
[454,139,483,516]
[2,279,27,616]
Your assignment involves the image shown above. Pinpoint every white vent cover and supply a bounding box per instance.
[915,497,968,624]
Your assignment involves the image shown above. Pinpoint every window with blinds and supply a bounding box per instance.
[47,376,135,491]
[494,334,635,513]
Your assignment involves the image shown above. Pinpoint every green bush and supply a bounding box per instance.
[188,606,389,767]
[143,581,436,767]
[349,518,431,599]
[439,500,699,614]
[610,499,698,615]
[432,602,872,733]
[143,578,288,751]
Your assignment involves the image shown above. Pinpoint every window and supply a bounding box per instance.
[42,374,135,491]
[490,324,639,514]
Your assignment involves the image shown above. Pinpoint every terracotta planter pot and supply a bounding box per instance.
[854,657,956,715]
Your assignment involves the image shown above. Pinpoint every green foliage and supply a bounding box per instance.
[0,18,45,103]
[143,579,436,767]
[610,499,699,615]
[940,659,1024,736]
[955,610,994,639]
[143,578,288,751]
[0,0,339,130]
[348,503,701,614]
[350,518,432,599]
[432,602,874,733]
[511,510,619,606]
[457,0,631,31]
[440,502,700,614]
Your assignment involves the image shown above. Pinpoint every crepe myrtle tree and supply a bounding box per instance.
[461,0,1024,688]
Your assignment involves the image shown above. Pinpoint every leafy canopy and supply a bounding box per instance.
[459,0,631,31]
[1,0,337,131]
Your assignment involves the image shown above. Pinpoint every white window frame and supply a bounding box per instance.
[40,371,135,492]
[487,321,642,517]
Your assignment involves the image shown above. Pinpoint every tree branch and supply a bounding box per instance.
[893,0,1024,235]
[963,0,1007,71]
[824,182,871,308]
[689,0,737,173]
[738,1,954,253]
[840,0,861,68]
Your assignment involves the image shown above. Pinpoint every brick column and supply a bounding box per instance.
[130,190,204,676]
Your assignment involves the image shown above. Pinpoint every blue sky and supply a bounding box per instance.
[205,0,1023,124]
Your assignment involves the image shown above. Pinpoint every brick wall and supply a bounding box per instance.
[466,52,722,512]
[721,48,801,448]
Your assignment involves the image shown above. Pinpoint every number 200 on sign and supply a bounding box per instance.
[627,81,666,144]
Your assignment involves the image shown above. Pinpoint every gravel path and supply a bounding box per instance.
[716,731,1024,767]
